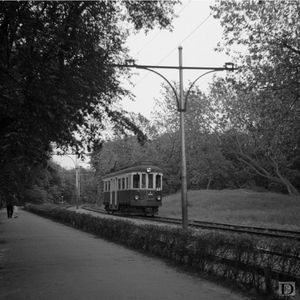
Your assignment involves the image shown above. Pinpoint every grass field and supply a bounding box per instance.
[159,189,300,230]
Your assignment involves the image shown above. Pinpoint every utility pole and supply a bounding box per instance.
[75,156,80,210]
[178,46,188,230]
[61,155,80,209]
[109,47,236,231]
[53,152,92,208]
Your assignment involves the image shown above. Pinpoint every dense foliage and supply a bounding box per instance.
[48,162,98,205]
[0,160,98,207]
[0,1,178,202]
[208,1,300,195]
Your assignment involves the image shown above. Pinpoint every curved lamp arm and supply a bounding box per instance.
[138,67,180,110]
[65,155,77,168]
[183,69,219,112]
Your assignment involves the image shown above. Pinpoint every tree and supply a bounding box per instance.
[208,0,300,196]
[208,77,300,196]
[15,161,63,204]
[0,1,179,199]
[91,134,153,176]
[151,84,233,191]
[79,167,99,204]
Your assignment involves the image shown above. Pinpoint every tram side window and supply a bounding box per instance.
[133,173,140,188]
[122,178,125,189]
[148,174,153,189]
[107,181,110,191]
[142,174,146,188]
[118,178,121,190]
[156,174,162,189]
[126,177,128,189]
[128,175,131,189]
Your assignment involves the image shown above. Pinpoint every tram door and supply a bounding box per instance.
[110,178,117,209]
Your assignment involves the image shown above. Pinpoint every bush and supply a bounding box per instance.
[24,204,300,298]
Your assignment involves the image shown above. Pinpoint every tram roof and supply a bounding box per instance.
[102,162,163,179]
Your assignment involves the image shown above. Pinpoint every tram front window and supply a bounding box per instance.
[133,174,140,188]
[148,174,153,189]
[156,174,162,189]
[142,174,146,188]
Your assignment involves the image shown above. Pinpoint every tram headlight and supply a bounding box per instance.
[156,195,161,201]
[134,195,139,201]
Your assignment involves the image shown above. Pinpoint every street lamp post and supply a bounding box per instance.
[75,157,80,210]
[110,48,236,231]
[64,155,80,209]
[178,46,188,230]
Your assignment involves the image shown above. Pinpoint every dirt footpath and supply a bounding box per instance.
[0,209,250,300]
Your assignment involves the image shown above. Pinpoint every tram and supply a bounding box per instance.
[102,161,163,215]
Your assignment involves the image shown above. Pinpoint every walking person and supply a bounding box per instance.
[6,193,17,219]
[6,202,13,218]
[11,194,18,218]
[13,204,18,218]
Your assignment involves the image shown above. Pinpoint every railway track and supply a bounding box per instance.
[80,205,300,241]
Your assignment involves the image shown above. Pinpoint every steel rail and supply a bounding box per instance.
[80,205,300,241]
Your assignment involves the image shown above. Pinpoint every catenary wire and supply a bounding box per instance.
[130,12,212,91]
[132,0,192,59]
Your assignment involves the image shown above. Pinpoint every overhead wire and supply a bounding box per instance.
[132,0,192,59]
[156,13,212,66]
[129,1,193,91]
[130,11,212,91]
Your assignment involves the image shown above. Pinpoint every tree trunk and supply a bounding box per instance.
[236,152,300,197]
[273,159,300,197]
[206,176,213,190]
[216,132,300,197]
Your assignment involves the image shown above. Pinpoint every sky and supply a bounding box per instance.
[54,0,230,169]
[120,0,231,118]
[52,154,90,170]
